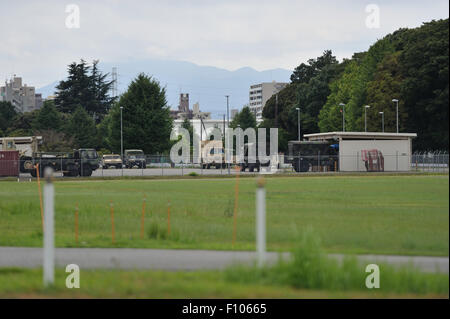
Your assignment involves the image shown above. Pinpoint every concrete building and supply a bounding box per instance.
[0,76,41,113]
[249,81,288,121]
[304,132,417,172]
[172,118,228,142]
[170,93,210,120]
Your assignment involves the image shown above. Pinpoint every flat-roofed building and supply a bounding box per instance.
[304,132,417,172]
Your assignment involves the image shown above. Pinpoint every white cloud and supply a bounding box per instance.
[0,0,448,87]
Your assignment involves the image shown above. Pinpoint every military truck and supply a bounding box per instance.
[25,148,100,177]
[239,142,272,172]
[102,154,123,169]
[124,149,146,168]
[201,140,227,169]
[287,141,339,172]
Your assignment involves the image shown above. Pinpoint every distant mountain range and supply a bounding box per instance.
[37,59,292,119]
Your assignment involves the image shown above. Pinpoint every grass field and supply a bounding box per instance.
[0,174,448,256]
[0,267,447,299]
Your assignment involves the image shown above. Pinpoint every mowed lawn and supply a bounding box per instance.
[0,174,448,256]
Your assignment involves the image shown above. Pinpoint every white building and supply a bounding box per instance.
[249,81,288,121]
[0,76,40,113]
[172,118,228,141]
[304,132,417,172]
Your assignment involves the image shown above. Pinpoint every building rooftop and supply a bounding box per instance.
[304,132,417,141]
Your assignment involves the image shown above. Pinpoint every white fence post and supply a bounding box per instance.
[43,167,55,287]
[256,177,266,268]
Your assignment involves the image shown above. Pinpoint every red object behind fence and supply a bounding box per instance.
[361,149,384,172]
[0,151,19,177]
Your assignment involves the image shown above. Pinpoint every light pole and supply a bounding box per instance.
[339,103,346,132]
[392,99,399,133]
[295,107,301,140]
[225,95,230,174]
[379,111,384,133]
[364,105,370,132]
[225,95,230,127]
[120,106,123,175]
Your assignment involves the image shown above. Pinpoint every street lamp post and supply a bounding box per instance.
[225,95,230,174]
[364,105,371,132]
[379,111,384,133]
[339,103,346,132]
[295,107,301,141]
[392,99,399,133]
[120,106,123,176]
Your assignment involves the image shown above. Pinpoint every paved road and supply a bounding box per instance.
[18,167,279,179]
[0,247,447,273]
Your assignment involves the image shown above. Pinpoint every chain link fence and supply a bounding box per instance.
[1,151,448,179]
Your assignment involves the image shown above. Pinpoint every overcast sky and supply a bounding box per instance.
[1,0,448,88]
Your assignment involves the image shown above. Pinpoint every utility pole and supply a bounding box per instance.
[225,95,230,127]
[225,96,230,174]
[296,107,301,141]
[339,103,345,132]
[120,106,123,176]
[379,111,384,133]
[275,94,278,128]
[392,99,399,133]
[364,105,371,132]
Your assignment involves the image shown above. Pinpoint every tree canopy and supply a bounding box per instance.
[108,74,173,154]
[55,59,115,119]
[263,19,449,151]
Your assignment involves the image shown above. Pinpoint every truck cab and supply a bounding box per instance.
[74,149,100,176]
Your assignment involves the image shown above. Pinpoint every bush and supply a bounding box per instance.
[146,221,179,241]
[225,228,449,294]
[188,172,199,177]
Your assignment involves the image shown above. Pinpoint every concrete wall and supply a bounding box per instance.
[339,139,412,171]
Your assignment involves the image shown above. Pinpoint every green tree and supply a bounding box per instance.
[65,106,97,148]
[109,74,173,154]
[263,51,344,147]
[319,36,397,132]
[0,101,17,135]
[55,59,115,118]
[365,52,407,133]
[6,110,39,136]
[230,106,257,130]
[396,19,449,150]
[32,100,62,132]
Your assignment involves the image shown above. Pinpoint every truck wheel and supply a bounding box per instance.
[143,163,147,169]
[80,166,92,177]
[249,165,254,172]
[300,161,310,172]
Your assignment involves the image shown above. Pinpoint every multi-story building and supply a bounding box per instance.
[249,81,288,121]
[0,76,41,113]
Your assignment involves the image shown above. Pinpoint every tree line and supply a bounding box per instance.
[0,60,173,154]
[1,19,447,154]
[262,19,449,151]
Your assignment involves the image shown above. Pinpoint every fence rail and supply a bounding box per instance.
[0,151,448,178]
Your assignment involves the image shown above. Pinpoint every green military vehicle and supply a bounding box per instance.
[239,142,272,172]
[23,148,100,177]
[287,141,339,172]
[124,149,147,168]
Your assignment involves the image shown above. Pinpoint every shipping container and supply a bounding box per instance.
[0,150,19,177]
